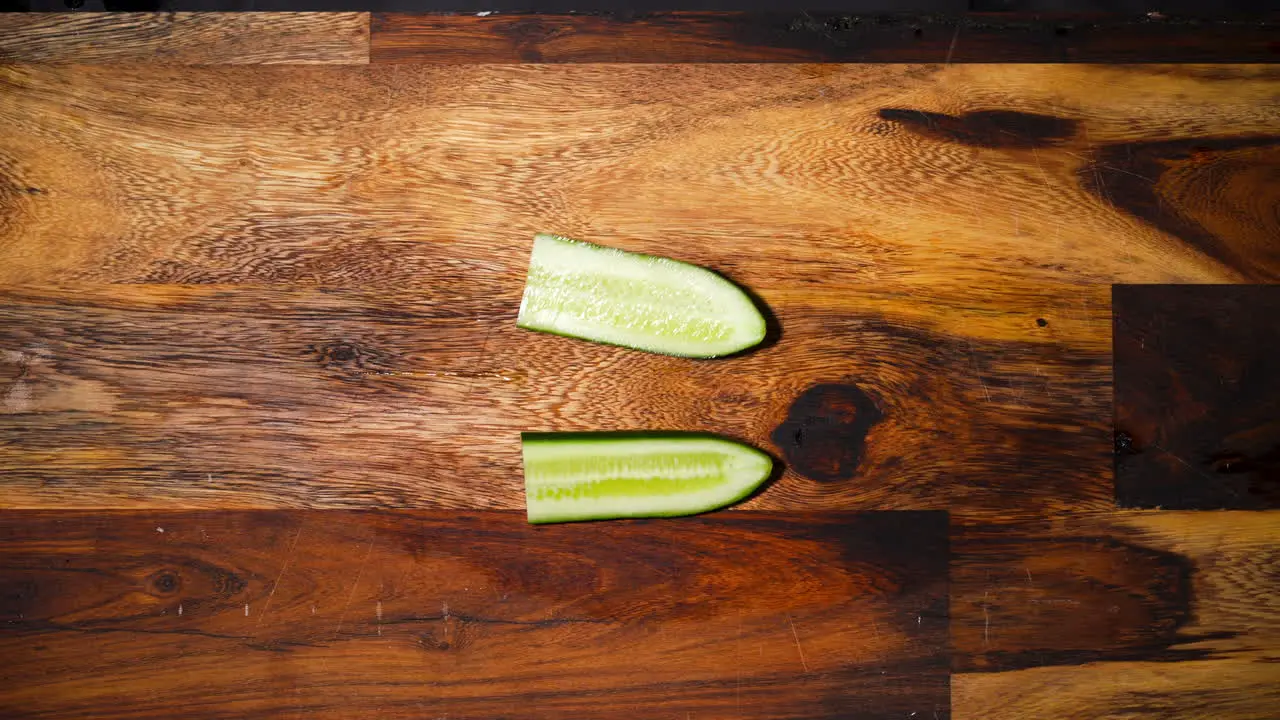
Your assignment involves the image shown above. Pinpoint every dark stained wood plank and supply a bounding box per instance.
[0,283,1111,515]
[1115,285,1280,509]
[0,510,949,720]
[0,12,370,64]
[952,511,1280,718]
[369,12,1280,63]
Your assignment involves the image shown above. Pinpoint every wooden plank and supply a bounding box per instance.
[0,12,370,64]
[369,12,1280,63]
[952,511,1280,718]
[3,64,1276,288]
[0,283,1110,513]
[0,510,950,719]
[3,62,1278,510]
[1114,285,1280,509]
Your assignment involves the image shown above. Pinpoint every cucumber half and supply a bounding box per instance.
[516,233,767,358]
[521,432,774,524]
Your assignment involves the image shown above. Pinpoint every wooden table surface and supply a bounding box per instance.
[1,12,1277,719]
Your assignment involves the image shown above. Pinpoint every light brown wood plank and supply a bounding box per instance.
[2,64,1277,290]
[0,510,949,719]
[953,511,1280,719]
[0,13,370,65]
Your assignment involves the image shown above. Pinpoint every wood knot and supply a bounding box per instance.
[1114,430,1139,457]
[771,383,883,482]
[312,341,373,369]
[148,570,181,596]
[877,108,1078,149]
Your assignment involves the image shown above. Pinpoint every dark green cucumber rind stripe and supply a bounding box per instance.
[520,430,765,444]
[519,233,767,359]
[521,431,774,524]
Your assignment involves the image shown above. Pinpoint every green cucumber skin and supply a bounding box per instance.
[521,432,774,525]
[517,234,767,359]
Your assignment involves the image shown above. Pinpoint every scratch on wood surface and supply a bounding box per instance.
[982,591,991,647]
[463,319,499,412]
[1149,441,1228,487]
[944,24,961,65]
[786,613,809,672]
[1063,149,1156,184]
[1030,147,1056,191]
[335,537,376,635]
[736,611,743,713]
[966,340,993,403]
[257,525,303,627]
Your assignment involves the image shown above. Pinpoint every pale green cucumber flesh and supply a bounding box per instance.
[521,433,774,524]
[516,233,767,358]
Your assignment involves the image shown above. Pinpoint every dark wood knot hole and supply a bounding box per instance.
[149,570,181,596]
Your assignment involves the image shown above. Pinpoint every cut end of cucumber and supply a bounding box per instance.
[517,233,768,358]
[521,432,774,524]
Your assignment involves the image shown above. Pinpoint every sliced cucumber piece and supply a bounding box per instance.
[517,233,767,358]
[521,432,774,524]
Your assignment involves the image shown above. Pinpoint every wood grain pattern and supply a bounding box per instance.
[3,63,1278,512]
[4,64,1276,289]
[0,510,949,719]
[953,511,1280,718]
[1115,285,1280,508]
[369,12,1280,63]
[2,59,1279,718]
[0,12,370,64]
[0,283,1111,513]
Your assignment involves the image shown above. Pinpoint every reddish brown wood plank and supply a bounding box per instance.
[370,12,1280,63]
[0,12,369,64]
[0,510,949,720]
[952,511,1280,718]
[1114,285,1280,509]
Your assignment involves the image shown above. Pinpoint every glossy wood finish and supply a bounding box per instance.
[369,12,1280,63]
[1,12,1274,66]
[0,282,1113,514]
[0,510,949,719]
[0,13,370,64]
[5,63,1278,512]
[1115,285,1280,509]
[954,511,1280,718]
[1,55,1278,719]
